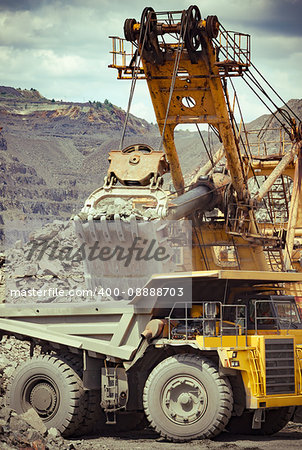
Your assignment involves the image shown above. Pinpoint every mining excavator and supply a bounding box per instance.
[1,5,302,442]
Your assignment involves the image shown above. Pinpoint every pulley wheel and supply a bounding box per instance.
[140,6,157,42]
[139,7,163,64]
[206,15,219,39]
[124,18,137,42]
[185,5,202,53]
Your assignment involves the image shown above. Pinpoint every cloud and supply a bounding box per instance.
[0,0,300,124]
[0,0,48,11]
[249,0,302,37]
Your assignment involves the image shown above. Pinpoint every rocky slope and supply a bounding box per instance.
[0,87,157,244]
[0,87,212,245]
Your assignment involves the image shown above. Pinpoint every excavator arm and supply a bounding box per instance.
[77,4,302,285]
[124,7,247,200]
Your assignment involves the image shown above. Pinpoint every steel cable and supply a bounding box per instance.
[159,13,188,150]
[119,14,151,150]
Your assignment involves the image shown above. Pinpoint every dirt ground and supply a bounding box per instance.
[66,424,302,450]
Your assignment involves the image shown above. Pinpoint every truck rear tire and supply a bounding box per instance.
[226,407,294,435]
[143,354,233,442]
[7,354,86,437]
[74,388,145,435]
[53,353,105,437]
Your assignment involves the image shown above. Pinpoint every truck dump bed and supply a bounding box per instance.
[1,270,301,361]
[0,302,151,360]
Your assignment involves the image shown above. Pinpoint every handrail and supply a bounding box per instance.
[166,301,247,342]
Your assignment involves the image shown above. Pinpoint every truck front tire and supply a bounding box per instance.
[143,354,233,442]
[7,354,86,437]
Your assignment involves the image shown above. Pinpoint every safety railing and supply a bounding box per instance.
[214,26,250,74]
[108,36,145,79]
[240,127,292,157]
[166,301,247,347]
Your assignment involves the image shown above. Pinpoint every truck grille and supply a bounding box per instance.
[265,338,295,395]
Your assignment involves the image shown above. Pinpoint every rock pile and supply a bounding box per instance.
[0,337,31,392]
[3,202,174,303]
[78,197,162,221]
[0,406,73,450]
[3,220,88,304]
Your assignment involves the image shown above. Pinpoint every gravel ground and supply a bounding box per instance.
[57,424,302,450]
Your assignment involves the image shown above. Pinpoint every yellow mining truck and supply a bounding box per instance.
[1,272,302,441]
[1,5,302,442]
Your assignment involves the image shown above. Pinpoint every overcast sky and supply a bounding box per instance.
[0,0,301,124]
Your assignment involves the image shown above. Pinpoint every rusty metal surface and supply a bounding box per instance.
[107,145,169,186]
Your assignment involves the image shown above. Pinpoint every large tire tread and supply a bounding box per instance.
[74,389,105,436]
[143,354,233,442]
[53,352,103,437]
[7,353,86,437]
[51,353,86,436]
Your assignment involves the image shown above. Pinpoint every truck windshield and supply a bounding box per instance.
[249,298,301,329]
[273,301,301,324]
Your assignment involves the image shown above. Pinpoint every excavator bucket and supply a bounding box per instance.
[73,144,192,301]
[73,216,187,301]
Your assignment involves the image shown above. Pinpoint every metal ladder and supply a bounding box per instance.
[266,175,291,223]
[265,246,285,271]
[249,348,265,396]
[102,366,119,424]
[296,348,302,394]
